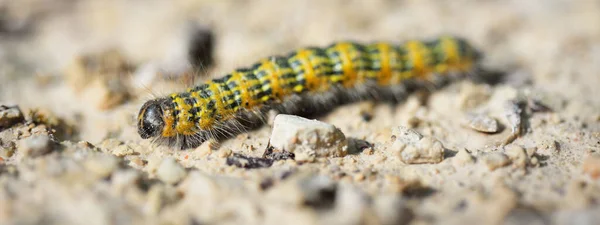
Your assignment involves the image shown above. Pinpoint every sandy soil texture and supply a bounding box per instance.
[1,0,600,224]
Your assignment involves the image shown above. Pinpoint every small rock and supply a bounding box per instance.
[353,173,366,182]
[530,157,539,166]
[129,156,146,167]
[373,194,414,225]
[111,169,140,193]
[390,127,444,164]
[28,108,76,140]
[0,105,24,130]
[483,153,511,171]
[146,155,163,173]
[322,183,369,224]
[300,175,337,209]
[270,114,348,159]
[218,149,232,158]
[453,148,474,167]
[295,150,317,162]
[391,126,423,145]
[464,113,499,133]
[226,153,274,169]
[84,154,119,178]
[17,134,54,157]
[145,184,165,215]
[398,138,444,164]
[505,145,528,168]
[263,146,295,161]
[503,100,523,145]
[267,173,337,209]
[112,144,134,157]
[156,158,186,184]
[582,154,600,179]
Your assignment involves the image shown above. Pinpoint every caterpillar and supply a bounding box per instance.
[137,36,482,149]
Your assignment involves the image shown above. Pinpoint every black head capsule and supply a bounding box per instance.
[137,99,168,139]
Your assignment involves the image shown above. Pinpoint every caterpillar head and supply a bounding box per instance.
[137,99,169,139]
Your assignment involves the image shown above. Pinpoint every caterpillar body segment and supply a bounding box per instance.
[137,36,482,149]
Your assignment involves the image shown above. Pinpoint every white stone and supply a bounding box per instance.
[156,158,186,184]
[270,114,347,158]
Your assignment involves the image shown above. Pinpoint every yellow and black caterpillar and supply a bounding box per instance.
[138,36,481,148]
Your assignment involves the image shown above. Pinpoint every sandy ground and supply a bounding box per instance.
[1,0,600,224]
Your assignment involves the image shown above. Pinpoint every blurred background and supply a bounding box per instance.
[1,1,600,224]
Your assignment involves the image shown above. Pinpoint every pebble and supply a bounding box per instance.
[353,173,366,182]
[112,144,134,157]
[111,169,141,193]
[263,148,295,161]
[129,156,146,167]
[530,157,539,166]
[145,184,165,215]
[373,194,414,225]
[300,175,338,209]
[453,148,474,167]
[17,134,54,157]
[483,153,511,171]
[0,105,24,130]
[84,154,119,178]
[503,100,523,145]
[582,154,600,179]
[321,183,370,224]
[390,127,444,164]
[267,173,337,209]
[391,126,423,145]
[218,149,232,158]
[464,113,499,133]
[270,114,348,159]
[146,155,163,173]
[225,153,274,169]
[156,158,187,184]
[505,145,528,169]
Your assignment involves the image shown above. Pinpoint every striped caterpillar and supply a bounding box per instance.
[137,36,482,149]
